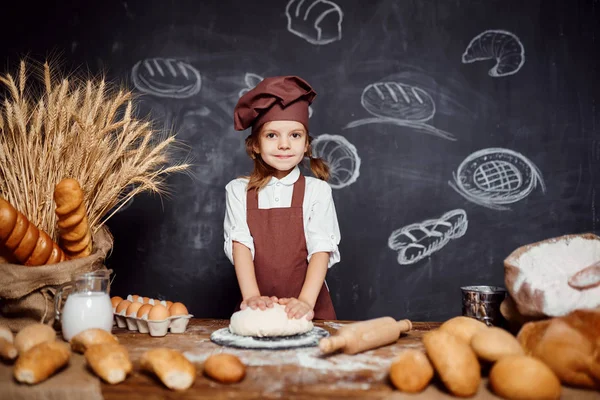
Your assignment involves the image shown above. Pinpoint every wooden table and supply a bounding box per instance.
[1,319,598,399]
[99,319,597,400]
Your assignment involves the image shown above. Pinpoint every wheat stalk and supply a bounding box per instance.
[0,59,191,241]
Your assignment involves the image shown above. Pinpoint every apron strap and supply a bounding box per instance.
[291,175,306,208]
[247,186,259,210]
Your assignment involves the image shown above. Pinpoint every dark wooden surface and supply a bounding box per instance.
[98,319,598,400]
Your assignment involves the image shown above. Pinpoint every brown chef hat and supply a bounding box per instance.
[233,75,316,132]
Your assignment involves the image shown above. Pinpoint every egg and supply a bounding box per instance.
[111,296,123,309]
[165,301,174,310]
[115,300,132,314]
[126,301,143,317]
[169,302,188,316]
[137,304,153,319]
[142,296,151,304]
[148,304,170,321]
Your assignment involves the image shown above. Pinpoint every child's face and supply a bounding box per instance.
[254,120,308,179]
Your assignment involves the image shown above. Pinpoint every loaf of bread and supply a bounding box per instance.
[422,329,481,397]
[470,326,524,362]
[0,325,17,361]
[438,316,488,344]
[14,323,57,353]
[70,328,119,353]
[0,196,66,265]
[54,178,92,259]
[489,355,561,400]
[13,340,71,384]
[140,348,196,390]
[203,353,246,384]
[84,343,132,384]
[389,349,433,393]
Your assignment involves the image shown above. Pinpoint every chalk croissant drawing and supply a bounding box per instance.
[239,72,313,117]
[311,134,360,189]
[131,58,202,98]
[388,209,468,265]
[462,30,525,77]
[449,148,545,210]
[285,0,343,45]
[344,81,456,141]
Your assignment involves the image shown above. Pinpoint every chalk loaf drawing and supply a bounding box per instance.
[131,58,202,98]
[388,209,468,265]
[239,72,313,118]
[344,81,456,141]
[449,148,545,210]
[462,30,525,77]
[285,0,343,45]
[311,134,360,189]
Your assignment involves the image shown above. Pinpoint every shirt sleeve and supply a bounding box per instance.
[223,180,255,264]
[305,181,341,268]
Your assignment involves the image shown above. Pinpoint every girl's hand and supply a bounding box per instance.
[278,298,314,320]
[241,295,278,310]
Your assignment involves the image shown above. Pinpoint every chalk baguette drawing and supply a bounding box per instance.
[131,58,202,98]
[462,30,525,77]
[449,148,545,210]
[344,81,456,141]
[285,0,343,45]
[239,72,314,117]
[388,209,468,265]
[311,134,360,189]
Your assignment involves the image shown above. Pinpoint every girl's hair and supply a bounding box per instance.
[243,129,330,192]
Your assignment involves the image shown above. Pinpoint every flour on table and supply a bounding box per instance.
[229,303,313,337]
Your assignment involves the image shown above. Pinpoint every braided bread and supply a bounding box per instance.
[54,178,92,259]
[0,197,66,265]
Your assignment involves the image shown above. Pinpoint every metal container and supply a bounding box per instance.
[461,285,507,327]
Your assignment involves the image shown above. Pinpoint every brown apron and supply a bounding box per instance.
[237,174,336,320]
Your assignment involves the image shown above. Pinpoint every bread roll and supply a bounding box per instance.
[140,348,196,390]
[0,325,17,360]
[84,343,132,384]
[54,178,92,259]
[13,341,71,384]
[517,319,551,354]
[14,323,56,353]
[470,326,524,362]
[438,316,488,344]
[389,349,433,393]
[0,325,13,342]
[489,355,561,399]
[422,329,481,397]
[203,353,246,384]
[70,328,118,353]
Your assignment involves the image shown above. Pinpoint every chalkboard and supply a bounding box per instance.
[3,0,599,321]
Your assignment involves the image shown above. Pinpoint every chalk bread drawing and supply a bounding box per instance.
[449,148,545,210]
[462,30,525,77]
[239,72,313,117]
[131,58,202,98]
[285,0,343,45]
[344,81,456,141]
[311,134,360,189]
[388,209,468,265]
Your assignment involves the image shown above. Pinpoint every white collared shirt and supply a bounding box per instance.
[224,166,341,268]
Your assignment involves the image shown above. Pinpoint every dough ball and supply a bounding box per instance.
[229,303,313,337]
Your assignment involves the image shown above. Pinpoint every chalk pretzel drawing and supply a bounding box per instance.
[388,209,468,265]
[285,0,343,45]
[462,30,525,77]
[131,58,202,98]
[311,134,361,189]
[238,72,314,118]
[449,148,545,210]
[344,81,456,141]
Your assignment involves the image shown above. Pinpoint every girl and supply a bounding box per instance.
[224,76,340,320]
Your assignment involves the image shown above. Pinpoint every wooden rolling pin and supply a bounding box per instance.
[319,317,412,355]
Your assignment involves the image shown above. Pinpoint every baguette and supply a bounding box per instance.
[14,323,57,353]
[54,178,92,259]
[70,328,119,353]
[0,197,66,265]
[140,348,196,390]
[14,341,71,384]
[84,343,132,384]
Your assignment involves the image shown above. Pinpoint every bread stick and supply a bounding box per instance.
[13,341,71,384]
[84,343,132,384]
[70,328,119,354]
[140,348,196,390]
[0,326,17,361]
[54,178,92,259]
[14,323,57,353]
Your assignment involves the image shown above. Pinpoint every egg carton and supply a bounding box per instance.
[113,311,193,336]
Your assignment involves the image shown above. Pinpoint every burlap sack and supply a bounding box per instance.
[0,226,114,332]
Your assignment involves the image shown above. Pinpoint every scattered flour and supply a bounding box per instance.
[511,236,600,316]
[324,321,346,330]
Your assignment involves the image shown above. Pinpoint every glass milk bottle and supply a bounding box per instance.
[54,270,114,341]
